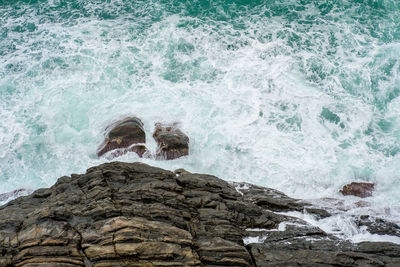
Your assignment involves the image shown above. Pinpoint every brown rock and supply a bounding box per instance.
[340,182,375,198]
[153,123,189,160]
[97,117,147,158]
[355,200,370,207]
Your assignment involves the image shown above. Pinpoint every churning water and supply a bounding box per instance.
[1,0,400,242]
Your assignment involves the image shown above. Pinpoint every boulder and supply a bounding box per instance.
[97,117,147,158]
[153,123,189,160]
[340,182,375,198]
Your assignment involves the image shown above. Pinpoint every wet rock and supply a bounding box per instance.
[97,117,147,158]
[355,200,370,207]
[234,182,331,219]
[153,123,189,160]
[340,182,375,198]
[0,163,399,266]
[247,216,400,266]
[356,215,400,237]
[0,188,31,202]
[248,239,398,266]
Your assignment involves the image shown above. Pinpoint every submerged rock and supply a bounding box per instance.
[340,182,375,198]
[356,215,400,237]
[0,162,399,266]
[0,188,31,202]
[153,123,189,160]
[97,117,147,158]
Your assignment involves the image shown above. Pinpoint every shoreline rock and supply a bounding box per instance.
[97,117,147,158]
[340,182,375,198]
[0,162,399,266]
[97,118,189,160]
[153,123,189,160]
[0,188,31,203]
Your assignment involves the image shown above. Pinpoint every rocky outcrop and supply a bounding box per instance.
[340,182,375,198]
[0,162,399,266]
[97,117,147,158]
[153,123,189,160]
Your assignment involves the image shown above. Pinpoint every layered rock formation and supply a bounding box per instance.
[0,162,399,266]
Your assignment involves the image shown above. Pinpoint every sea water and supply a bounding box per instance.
[1,0,400,242]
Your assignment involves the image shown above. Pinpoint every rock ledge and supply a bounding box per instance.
[0,162,399,266]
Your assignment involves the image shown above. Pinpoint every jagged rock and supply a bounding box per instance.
[234,182,331,219]
[355,215,400,237]
[97,117,147,158]
[340,182,375,198]
[153,123,189,160]
[0,162,399,266]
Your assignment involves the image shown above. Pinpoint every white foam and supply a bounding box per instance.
[280,210,400,245]
[243,236,267,245]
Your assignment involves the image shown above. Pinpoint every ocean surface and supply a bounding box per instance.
[1,0,400,242]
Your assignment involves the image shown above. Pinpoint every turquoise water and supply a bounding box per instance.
[1,0,400,229]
